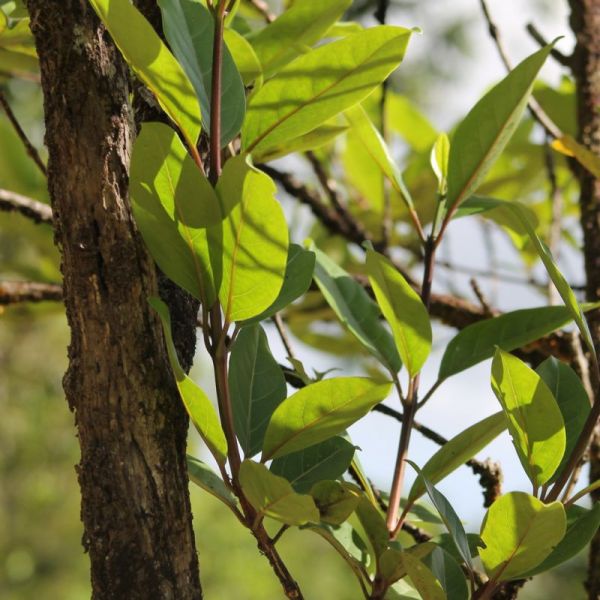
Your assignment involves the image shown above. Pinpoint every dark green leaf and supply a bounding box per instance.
[270,436,355,493]
[229,324,286,457]
[355,496,389,559]
[424,547,468,600]
[186,455,237,509]
[310,480,361,525]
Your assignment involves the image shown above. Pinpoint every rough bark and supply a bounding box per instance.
[568,1,600,598]
[26,2,202,598]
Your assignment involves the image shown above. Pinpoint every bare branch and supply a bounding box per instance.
[526,23,571,67]
[0,281,62,305]
[0,188,53,224]
[0,90,47,176]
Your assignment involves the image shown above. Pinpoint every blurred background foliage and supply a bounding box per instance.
[0,0,590,598]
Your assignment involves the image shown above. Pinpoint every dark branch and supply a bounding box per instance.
[526,23,571,67]
[0,188,53,224]
[0,281,62,305]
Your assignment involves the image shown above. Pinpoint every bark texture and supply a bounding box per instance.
[26,2,202,598]
[569,1,600,598]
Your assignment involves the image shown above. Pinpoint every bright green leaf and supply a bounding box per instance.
[159,0,245,147]
[238,460,319,525]
[186,454,237,509]
[224,27,262,86]
[438,304,599,380]
[446,43,556,211]
[130,122,221,306]
[88,0,201,149]
[385,92,438,153]
[407,412,506,503]
[366,249,431,376]
[243,26,413,156]
[536,357,590,484]
[242,244,315,326]
[247,0,351,78]
[431,133,450,195]
[212,154,288,322]
[491,349,566,487]
[229,324,286,457]
[270,436,355,493]
[313,245,402,373]
[480,491,566,581]
[150,298,228,465]
[262,377,391,460]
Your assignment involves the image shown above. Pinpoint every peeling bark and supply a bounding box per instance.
[26,2,202,598]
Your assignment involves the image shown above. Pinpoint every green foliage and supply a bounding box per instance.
[310,480,361,525]
[479,492,566,582]
[186,455,237,509]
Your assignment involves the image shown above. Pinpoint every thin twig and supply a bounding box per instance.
[272,313,296,360]
[470,278,494,316]
[478,0,562,139]
[0,281,62,305]
[525,22,571,67]
[0,90,47,176]
[0,188,53,224]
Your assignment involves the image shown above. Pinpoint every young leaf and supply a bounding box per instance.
[270,436,356,493]
[224,28,262,86]
[186,455,237,509]
[366,249,432,376]
[491,349,566,487]
[552,134,600,179]
[212,155,289,322]
[158,0,245,147]
[242,244,315,326]
[431,133,450,195]
[310,480,361,525]
[344,104,414,210]
[479,491,566,581]
[312,245,402,373]
[238,460,319,525]
[130,122,222,306]
[438,304,596,380]
[88,0,201,149]
[520,503,600,577]
[407,412,506,504]
[398,552,447,600]
[446,42,555,211]
[228,324,286,457]
[536,357,590,484]
[423,546,469,600]
[150,298,228,466]
[262,377,391,460]
[407,461,474,574]
[242,26,413,156]
[247,0,351,78]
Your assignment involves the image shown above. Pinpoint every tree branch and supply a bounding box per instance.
[0,281,62,305]
[526,22,572,67]
[0,188,53,224]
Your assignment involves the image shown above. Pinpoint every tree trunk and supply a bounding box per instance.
[568,1,600,598]
[26,2,202,598]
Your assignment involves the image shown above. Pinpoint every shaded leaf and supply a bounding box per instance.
[400,552,446,600]
[310,480,361,525]
[424,546,469,600]
[186,455,237,509]
[379,544,436,584]
[355,496,389,559]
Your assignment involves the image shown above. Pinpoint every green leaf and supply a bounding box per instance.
[491,349,566,487]
[262,377,391,460]
[479,491,566,581]
[424,546,468,600]
[150,298,228,465]
[186,455,237,509]
[379,544,437,584]
[158,0,245,147]
[229,324,286,457]
[355,496,389,559]
[312,245,401,373]
[253,123,349,163]
[130,122,221,306]
[212,154,289,322]
[567,480,600,506]
[407,412,507,504]
[407,461,474,574]
[238,460,319,525]
[366,249,431,376]
[386,92,438,153]
[438,304,597,380]
[310,480,361,525]
[536,357,590,484]
[224,27,262,86]
[520,503,600,577]
[399,552,447,600]
[431,133,450,195]
[246,0,351,78]
[446,43,555,211]
[270,436,355,493]
[243,26,413,156]
[242,244,315,326]
[344,104,414,210]
[88,0,201,149]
